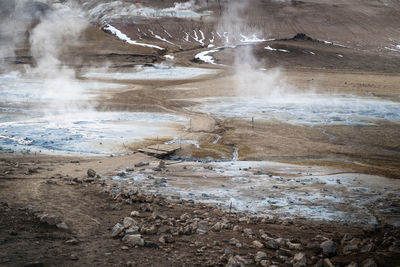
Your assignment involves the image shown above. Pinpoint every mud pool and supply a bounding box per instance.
[0,73,188,155]
[81,65,220,80]
[109,160,400,224]
[188,94,400,125]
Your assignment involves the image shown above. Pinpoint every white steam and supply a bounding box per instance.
[217,1,291,98]
[83,0,207,24]
[27,3,89,112]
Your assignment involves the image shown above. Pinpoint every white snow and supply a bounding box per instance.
[103,24,164,50]
[183,31,190,42]
[148,29,179,47]
[195,49,219,64]
[385,46,400,52]
[337,54,344,58]
[265,46,277,51]
[265,46,289,53]
[192,30,205,46]
[240,34,266,43]
[164,55,175,60]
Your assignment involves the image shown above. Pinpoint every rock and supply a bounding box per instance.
[196,221,209,234]
[87,168,96,177]
[275,237,286,246]
[117,172,126,177]
[243,228,253,235]
[159,234,174,244]
[224,247,232,255]
[260,260,270,267]
[139,203,153,212]
[293,252,307,266]
[360,242,375,253]
[346,262,358,267]
[65,238,79,245]
[151,211,167,220]
[158,160,166,169]
[276,249,292,257]
[122,234,144,247]
[141,225,157,235]
[130,211,140,217]
[286,241,302,250]
[212,222,223,232]
[123,217,137,228]
[323,258,334,267]
[143,241,160,248]
[111,223,124,237]
[254,251,268,263]
[180,213,190,220]
[320,240,336,257]
[252,240,264,248]
[125,226,140,235]
[229,238,240,245]
[360,258,377,267]
[38,214,62,226]
[157,225,170,234]
[134,162,149,167]
[233,225,242,231]
[56,222,69,230]
[264,238,279,250]
[70,254,79,261]
[226,255,246,267]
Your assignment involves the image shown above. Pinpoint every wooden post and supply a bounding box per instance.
[251,117,254,129]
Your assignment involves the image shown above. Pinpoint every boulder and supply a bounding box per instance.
[122,234,144,247]
[111,223,124,237]
[87,168,96,177]
[293,252,307,266]
[321,240,336,257]
[254,251,268,263]
[252,240,264,249]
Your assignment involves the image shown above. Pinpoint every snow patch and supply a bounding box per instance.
[103,24,164,50]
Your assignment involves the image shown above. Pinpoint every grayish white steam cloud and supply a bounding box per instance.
[217,0,291,98]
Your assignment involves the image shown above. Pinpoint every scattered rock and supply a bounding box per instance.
[111,223,124,237]
[320,240,336,257]
[122,234,144,247]
[346,262,358,267]
[143,241,160,248]
[56,222,69,231]
[130,211,140,217]
[159,234,175,244]
[293,252,307,266]
[226,255,246,267]
[252,240,264,249]
[254,251,268,263]
[212,222,223,232]
[65,238,79,245]
[87,168,96,178]
[70,254,78,261]
[196,221,209,234]
[123,217,137,228]
[141,225,157,235]
[38,214,62,226]
[134,162,149,167]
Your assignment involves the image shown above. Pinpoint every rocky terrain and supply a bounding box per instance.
[1,0,400,266]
